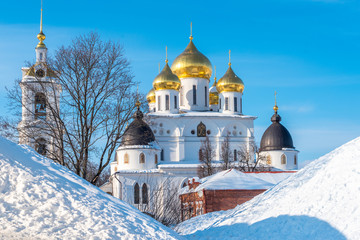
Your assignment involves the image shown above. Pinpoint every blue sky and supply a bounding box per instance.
[1,0,360,166]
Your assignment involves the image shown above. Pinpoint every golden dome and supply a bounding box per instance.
[171,40,212,80]
[216,65,244,93]
[146,88,156,103]
[153,62,181,91]
[209,78,219,105]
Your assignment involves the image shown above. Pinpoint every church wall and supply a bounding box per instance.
[261,150,298,170]
[115,148,160,171]
[179,77,210,111]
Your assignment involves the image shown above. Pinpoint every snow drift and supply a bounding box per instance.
[0,136,182,240]
[176,137,360,240]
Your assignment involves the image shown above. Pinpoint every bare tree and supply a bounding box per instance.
[4,32,138,185]
[220,133,233,170]
[235,142,269,172]
[197,136,215,178]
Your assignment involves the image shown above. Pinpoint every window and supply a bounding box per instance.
[35,93,46,120]
[35,138,46,155]
[281,154,287,165]
[155,154,158,164]
[40,53,43,61]
[124,153,129,164]
[234,149,237,161]
[240,98,242,114]
[157,96,161,111]
[139,153,145,164]
[225,97,229,110]
[193,85,197,105]
[294,155,297,165]
[161,149,164,161]
[134,183,140,204]
[234,97,238,112]
[205,86,207,107]
[174,95,177,109]
[266,155,272,165]
[219,98,221,109]
[142,183,148,204]
[165,95,170,110]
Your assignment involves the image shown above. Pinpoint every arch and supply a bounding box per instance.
[124,153,129,164]
[142,183,148,204]
[266,155,272,165]
[155,154,158,164]
[35,138,46,155]
[139,153,145,164]
[281,154,287,165]
[35,92,46,120]
[294,155,297,165]
[134,183,140,204]
[197,122,206,137]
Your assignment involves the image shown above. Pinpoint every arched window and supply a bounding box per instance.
[35,138,46,155]
[281,154,287,165]
[124,153,129,164]
[142,183,148,204]
[197,122,206,137]
[134,183,140,204]
[266,155,272,165]
[294,155,297,165]
[155,154,158,164]
[35,93,46,120]
[161,149,164,161]
[139,153,145,164]
[234,149,237,161]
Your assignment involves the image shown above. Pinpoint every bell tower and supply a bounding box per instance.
[18,1,62,159]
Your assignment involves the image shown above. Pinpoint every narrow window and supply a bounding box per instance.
[161,149,164,161]
[165,95,170,110]
[193,85,197,105]
[266,155,272,165]
[234,149,237,161]
[281,154,287,165]
[240,98,242,114]
[134,183,140,204]
[35,138,46,155]
[219,98,221,109]
[40,53,43,61]
[124,153,129,164]
[155,154,158,164]
[139,153,145,164]
[158,96,161,111]
[142,184,148,204]
[294,155,297,165]
[205,86,207,107]
[174,95,177,109]
[225,97,229,110]
[35,93,46,120]
[234,97,238,112]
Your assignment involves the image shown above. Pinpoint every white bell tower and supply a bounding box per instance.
[18,2,62,159]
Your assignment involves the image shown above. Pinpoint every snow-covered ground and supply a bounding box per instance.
[176,137,360,240]
[0,136,182,240]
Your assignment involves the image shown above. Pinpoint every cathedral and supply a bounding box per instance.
[18,8,299,218]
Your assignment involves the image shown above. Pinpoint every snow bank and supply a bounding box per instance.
[176,137,360,240]
[0,136,182,240]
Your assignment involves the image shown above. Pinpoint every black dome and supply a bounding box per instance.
[120,106,155,146]
[260,113,294,151]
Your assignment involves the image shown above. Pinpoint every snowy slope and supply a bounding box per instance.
[176,137,360,240]
[0,136,182,240]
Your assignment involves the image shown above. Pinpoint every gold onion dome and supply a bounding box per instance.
[153,62,181,91]
[217,52,244,93]
[171,39,212,80]
[146,88,156,103]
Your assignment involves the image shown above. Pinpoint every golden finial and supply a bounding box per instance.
[273,91,279,113]
[165,46,168,64]
[135,85,141,109]
[228,50,231,66]
[189,22,193,41]
[36,0,46,48]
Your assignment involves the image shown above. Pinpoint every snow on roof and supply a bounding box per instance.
[184,169,275,193]
[148,111,256,119]
[0,136,182,240]
[176,136,360,240]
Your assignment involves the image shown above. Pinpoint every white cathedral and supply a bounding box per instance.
[18,10,298,216]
